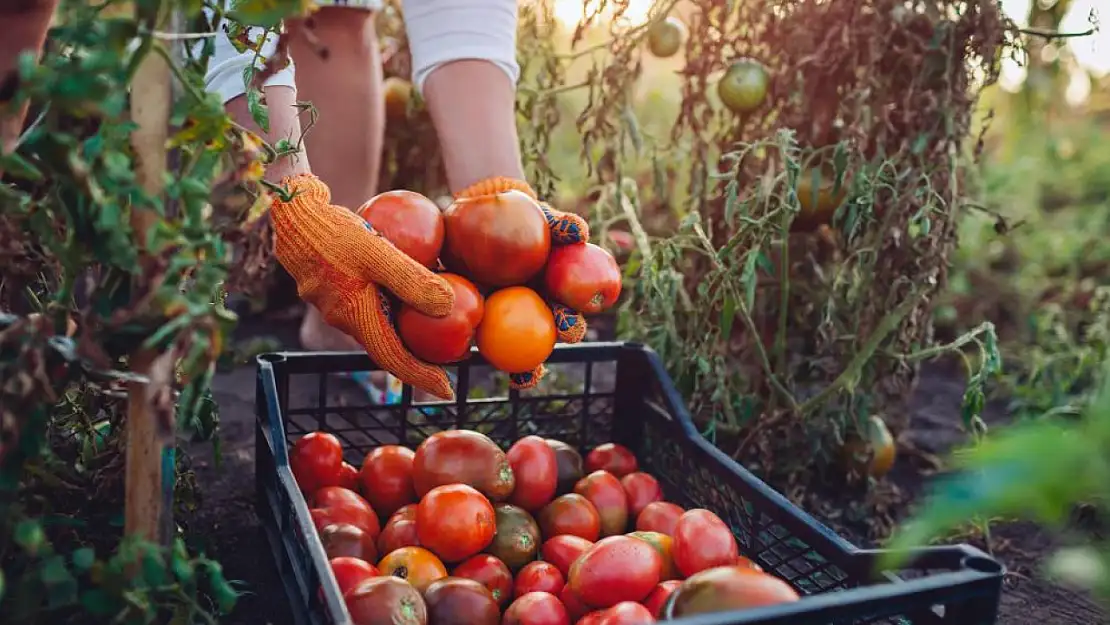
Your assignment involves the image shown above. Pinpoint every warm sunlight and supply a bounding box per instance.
[549,0,655,27]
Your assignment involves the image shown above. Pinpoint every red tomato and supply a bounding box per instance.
[672,509,739,577]
[537,494,601,542]
[290,431,344,493]
[454,554,514,608]
[584,444,637,477]
[595,602,655,624]
[515,561,566,598]
[619,473,663,518]
[543,242,622,314]
[329,557,380,597]
[377,517,420,555]
[416,483,497,563]
[577,612,604,625]
[573,471,629,537]
[559,584,591,621]
[359,445,417,518]
[568,536,661,609]
[507,435,559,512]
[319,523,377,562]
[338,462,360,492]
[634,502,684,536]
[312,486,381,540]
[540,535,594,577]
[641,580,680,618]
[503,591,571,625]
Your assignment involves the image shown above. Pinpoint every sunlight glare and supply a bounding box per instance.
[549,0,655,27]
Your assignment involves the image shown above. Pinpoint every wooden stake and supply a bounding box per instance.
[125,17,174,545]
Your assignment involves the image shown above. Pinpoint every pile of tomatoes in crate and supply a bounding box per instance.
[358,189,621,374]
[291,428,801,624]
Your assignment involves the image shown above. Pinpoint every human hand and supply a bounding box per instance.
[270,174,457,400]
[452,176,591,391]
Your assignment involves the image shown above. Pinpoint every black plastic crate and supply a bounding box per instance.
[254,342,1003,625]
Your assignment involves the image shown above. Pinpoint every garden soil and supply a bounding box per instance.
[183,310,1107,625]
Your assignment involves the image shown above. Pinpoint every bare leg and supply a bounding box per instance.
[286,8,386,353]
[1,0,58,159]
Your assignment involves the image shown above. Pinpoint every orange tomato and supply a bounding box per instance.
[378,546,448,594]
[475,286,556,373]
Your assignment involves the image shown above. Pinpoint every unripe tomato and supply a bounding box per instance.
[383,77,414,124]
[290,431,344,494]
[537,494,601,542]
[717,58,770,115]
[424,577,500,625]
[345,575,427,625]
[646,17,686,58]
[320,523,378,562]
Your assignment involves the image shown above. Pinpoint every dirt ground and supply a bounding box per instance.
[182,311,1107,625]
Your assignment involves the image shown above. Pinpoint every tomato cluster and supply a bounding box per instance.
[290,430,800,624]
[356,189,622,375]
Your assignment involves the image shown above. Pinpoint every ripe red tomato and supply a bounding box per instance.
[641,580,681,618]
[357,189,445,269]
[344,576,428,625]
[627,532,678,581]
[453,554,514,608]
[567,535,662,608]
[312,486,381,540]
[559,583,591,621]
[594,601,655,624]
[634,502,684,536]
[338,462,360,492]
[503,591,571,625]
[442,189,552,287]
[413,430,515,501]
[540,535,594,577]
[536,494,601,542]
[619,473,663,518]
[319,523,378,563]
[577,612,604,625]
[329,557,380,597]
[584,444,638,477]
[672,509,739,577]
[543,242,622,314]
[514,561,565,598]
[359,445,417,518]
[398,273,485,364]
[377,517,421,555]
[290,431,344,494]
[507,435,559,512]
[573,471,629,537]
[416,483,496,563]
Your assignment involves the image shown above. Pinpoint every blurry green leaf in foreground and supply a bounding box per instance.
[880,365,1110,574]
[226,0,315,28]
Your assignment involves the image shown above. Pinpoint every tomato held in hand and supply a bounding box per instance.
[345,576,427,625]
[568,535,662,609]
[453,554,514,608]
[507,435,559,512]
[641,580,681,618]
[634,502,684,536]
[359,445,417,519]
[620,473,663,518]
[442,189,552,287]
[476,286,557,374]
[413,430,515,501]
[290,431,344,494]
[540,535,594,578]
[416,483,496,563]
[503,591,571,625]
[584,444,638,477]
[378,546,448,594]
[573,471,629,537]
[330,557,380,597]
[672,509,739,577]
[424,577,501,625]
[398,273,485,364]
[357,190,445,269]
[514,561,565,598]
[537,494,601,542]
[543,243,622,315]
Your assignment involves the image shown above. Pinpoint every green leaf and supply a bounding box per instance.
[720,293,737,343]
[0,152,44,181]
[741,250,760,310]
[72,547,96,572]
[14,519,46,555]
[81,589,115,616]
[246,88,270,133]
[226,0,310,28]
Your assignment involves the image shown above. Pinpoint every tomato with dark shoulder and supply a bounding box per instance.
[378,546,448,594]
[671,509,739,577]
[442,189,552,287]
[330,557,380,597]
[357,190,444,269]
[620,473,663,518]
[627,531,678,581]
[484,504,541,571]
[540,535,594,578]
[320,523,378,562]
[359,445,417,518]
[452,554,513,608]
[423,577,500,625]
[584,444,638,477]
[290,431,344,494]
[507,435,559,512]
[573,471,629,537]
[345,576,427,625]
[413,430,515,501]
[503,591,571,625]
[567,535,662,608]
[668,565,799,616]
[635,502,684,536]
[416,484,496,563]
[536,494,601,542]
[514,561,565,598]
[545,439,584,494]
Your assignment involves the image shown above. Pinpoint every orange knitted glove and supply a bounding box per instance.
[454,177,591,391]
[271,174,457,400]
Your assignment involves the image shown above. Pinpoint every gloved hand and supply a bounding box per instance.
[453,176,591,391]
[270,173,457,401]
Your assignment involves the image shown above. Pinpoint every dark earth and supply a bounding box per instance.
[181,307,1107,625]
